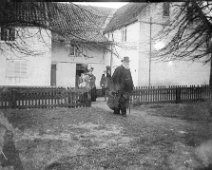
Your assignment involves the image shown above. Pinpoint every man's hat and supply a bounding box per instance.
[121,56,130,62]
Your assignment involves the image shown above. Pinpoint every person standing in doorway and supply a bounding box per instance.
[110,56,134,116]
[100,71,107,101]
[105,66,112,101]
[86,67,97,101]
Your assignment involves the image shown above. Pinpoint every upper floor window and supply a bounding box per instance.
[66,43,76,56]
[108,33,111,40]
[163,3,170,17]
[121,27,127,42]
[0,27,15,41]
[69,44,76,56]
[133,12,138,18]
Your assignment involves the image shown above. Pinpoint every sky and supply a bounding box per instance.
[73,2,128,9]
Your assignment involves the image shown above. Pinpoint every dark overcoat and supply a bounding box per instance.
[112,65,134,93]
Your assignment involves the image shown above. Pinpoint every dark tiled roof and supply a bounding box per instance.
[0,2,113,43]
[104,3,148,33]
[49,3,114,43]
[0,2,48,27]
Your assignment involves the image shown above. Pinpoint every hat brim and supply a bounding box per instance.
[121,59,130,62]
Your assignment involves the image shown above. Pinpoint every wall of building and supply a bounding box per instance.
[0,27,52,86]
[137,3,210,86]
[52,41,110,88]
[106,22,140,86]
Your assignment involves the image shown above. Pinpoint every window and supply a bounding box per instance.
[6,59,28,78]
[163,3,170,17]
[108,33,111,39]
[68,44,76,56]
[0,27,15,41]
[121,27,127,42]
[133,12,138,18]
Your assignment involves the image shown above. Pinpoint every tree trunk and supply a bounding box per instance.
[210,54,212,87]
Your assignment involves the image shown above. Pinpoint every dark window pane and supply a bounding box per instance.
[163,3,170,17]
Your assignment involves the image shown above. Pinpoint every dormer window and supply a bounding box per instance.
[133,12,137,18]
[0,27,15,41]
[163,3,170,17]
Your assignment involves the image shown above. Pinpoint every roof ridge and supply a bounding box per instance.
[103,3,148,33]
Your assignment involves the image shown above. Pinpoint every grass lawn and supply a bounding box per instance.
[1,101,212,170]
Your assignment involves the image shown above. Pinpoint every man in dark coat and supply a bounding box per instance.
[111,56,134,116]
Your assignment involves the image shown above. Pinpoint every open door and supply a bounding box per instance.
[51,64,56,86]
[76,64,88,88]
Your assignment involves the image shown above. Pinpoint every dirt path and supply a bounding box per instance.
[0,99,212,170]
[93,98,212,169]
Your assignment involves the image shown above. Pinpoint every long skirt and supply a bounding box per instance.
[91,87,97,101]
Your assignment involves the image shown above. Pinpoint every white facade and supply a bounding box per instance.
[0,27,52,86]
[52,41,111,88]
[107,22,140,86]
[106,3,210,87]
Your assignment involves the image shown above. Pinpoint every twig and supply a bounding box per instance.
[1,150,8,160]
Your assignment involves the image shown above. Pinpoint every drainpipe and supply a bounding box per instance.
[149,17,152,87]
[110,44,113,74]
[148,2,152,87]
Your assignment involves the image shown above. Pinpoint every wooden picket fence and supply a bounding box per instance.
[131,85,212,105]
[0,86,91,109]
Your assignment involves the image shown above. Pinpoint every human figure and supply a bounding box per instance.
[105,67,112,101]
[109,56,134,116]
[86,67,97,101]
[100,72,107,101]
[78,73,91,105]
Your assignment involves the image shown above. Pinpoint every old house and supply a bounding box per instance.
[0,2,113,88]
[50,3,113,88]
[104,3,210,86]
[1,2,208,88]
[0,2,52,86]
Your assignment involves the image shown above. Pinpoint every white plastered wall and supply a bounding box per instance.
[0,27,52,86]
[106,22,140,86]
[52,41,109,88]
[137,3,210,86]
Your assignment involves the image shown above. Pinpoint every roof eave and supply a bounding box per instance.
[103,19,138,34]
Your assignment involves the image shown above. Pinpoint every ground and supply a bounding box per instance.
[0,98,212,170]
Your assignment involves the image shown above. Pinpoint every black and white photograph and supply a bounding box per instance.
[0,1,212,169]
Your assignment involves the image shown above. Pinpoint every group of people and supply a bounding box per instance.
[78,67,97,101]
[78,56,134,117]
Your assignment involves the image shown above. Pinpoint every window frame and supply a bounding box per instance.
[163,2,170,17]
[6,59,28,79]
[0,27,16,41]
[68,44,76,56]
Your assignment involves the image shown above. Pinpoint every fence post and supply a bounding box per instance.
[176,86,181,103]
[10,89,17,108]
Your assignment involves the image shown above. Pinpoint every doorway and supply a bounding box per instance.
[51,64,56,86]
[76,64,88,87]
